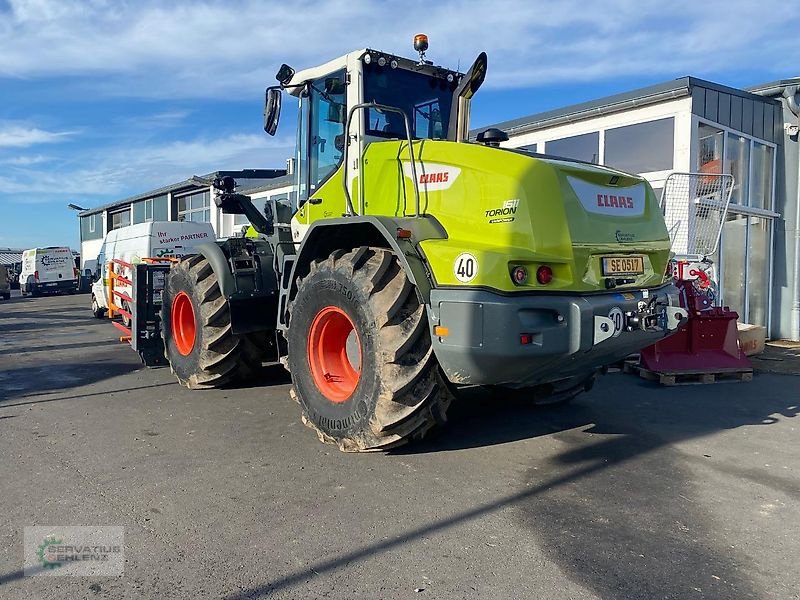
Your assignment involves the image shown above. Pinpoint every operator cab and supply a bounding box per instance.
[263,36,487,214]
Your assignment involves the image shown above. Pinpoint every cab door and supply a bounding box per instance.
[291,70,347,241]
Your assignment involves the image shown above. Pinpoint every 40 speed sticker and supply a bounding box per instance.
[454,253,478,283]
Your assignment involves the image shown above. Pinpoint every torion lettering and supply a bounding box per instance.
[485,206,517,217]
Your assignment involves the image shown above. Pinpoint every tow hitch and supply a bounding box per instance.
[593,291,687,346]
[632,298,687,333]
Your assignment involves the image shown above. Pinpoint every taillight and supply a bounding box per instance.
[536,265,553,285]
[34,270,39,281]
[510,266,528,285]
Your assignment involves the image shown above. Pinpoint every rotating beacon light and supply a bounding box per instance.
[414,33,429,64]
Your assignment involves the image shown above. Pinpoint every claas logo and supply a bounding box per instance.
[419,172,449,184]
[597,193,634,209]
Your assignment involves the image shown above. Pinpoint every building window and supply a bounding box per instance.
[177,190,211,222]
[604,118,674,174]
[747,216,771,326]
[720,213,748,318]
[750,142,774,211]
[697,123,724,175]
[81,213,103,241]
[726,133,750,205]
[110,210,131,230]
[696,121,775,211]
[718,212,773,327]
[520,143,537,153]
[133,197,158,224]
[545,132,599,163]
[234,213,249,226]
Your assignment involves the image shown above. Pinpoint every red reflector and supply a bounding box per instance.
[34,270,39,281]
[520,334,533,345]
[396,228,412,239]
[536,265,553,285]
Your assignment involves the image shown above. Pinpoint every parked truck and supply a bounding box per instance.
[90,221,215,319]
[0,266,10,300]
[19,247,78,296]
[153,36,686,452]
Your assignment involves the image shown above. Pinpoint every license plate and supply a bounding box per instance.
[45,282,58,286]
[602,256,644,276]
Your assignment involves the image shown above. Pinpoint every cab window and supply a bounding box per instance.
[363,65,454,140]
[308,70,346,195]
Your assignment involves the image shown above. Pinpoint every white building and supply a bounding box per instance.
[77,169,286,271]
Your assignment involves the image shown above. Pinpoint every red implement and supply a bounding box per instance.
[639,277,751,373]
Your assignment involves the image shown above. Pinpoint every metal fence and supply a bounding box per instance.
[660,172,734,260]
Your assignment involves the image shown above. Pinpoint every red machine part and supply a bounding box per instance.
[639,262,751,373]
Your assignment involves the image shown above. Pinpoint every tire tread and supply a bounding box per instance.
[162,255,267,389]
[291,247,453,452]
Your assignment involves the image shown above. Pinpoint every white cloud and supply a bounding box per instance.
[0,124,74,147]
[1,154,50,165]
[0,131,294,202]
[0,0,796,98]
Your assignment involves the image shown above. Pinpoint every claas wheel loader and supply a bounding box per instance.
[159,36,687,452]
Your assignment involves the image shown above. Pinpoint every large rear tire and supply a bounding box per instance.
[161,254,267,389]
[287,247,453,452]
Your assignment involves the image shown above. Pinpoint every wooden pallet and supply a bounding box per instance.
[606,354,640,373]
[622,362,753,386]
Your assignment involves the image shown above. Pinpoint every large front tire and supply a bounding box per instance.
[161,254,267,389]
[288,247,453,452]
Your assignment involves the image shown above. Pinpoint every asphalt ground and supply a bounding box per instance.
[0,292,798,599]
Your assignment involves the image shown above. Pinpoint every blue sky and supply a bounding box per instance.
[0,0,797,250]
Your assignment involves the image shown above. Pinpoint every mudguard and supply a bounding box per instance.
[193,241,236,297]
[278,215,447,328]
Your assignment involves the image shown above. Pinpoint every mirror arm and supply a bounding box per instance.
[448,52,488,143]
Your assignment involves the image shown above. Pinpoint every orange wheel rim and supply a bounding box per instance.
[307,306,361,403]
[171,291,196,356]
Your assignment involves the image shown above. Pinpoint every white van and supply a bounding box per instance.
[91,221,215,318]
[20,247,78,296]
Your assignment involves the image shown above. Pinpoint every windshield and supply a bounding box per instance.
[363,64,456,140]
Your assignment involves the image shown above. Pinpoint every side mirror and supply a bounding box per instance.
[275,63,295,86]
[264,88,282,136]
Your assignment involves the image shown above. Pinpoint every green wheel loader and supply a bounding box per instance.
[159,38,687,451]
